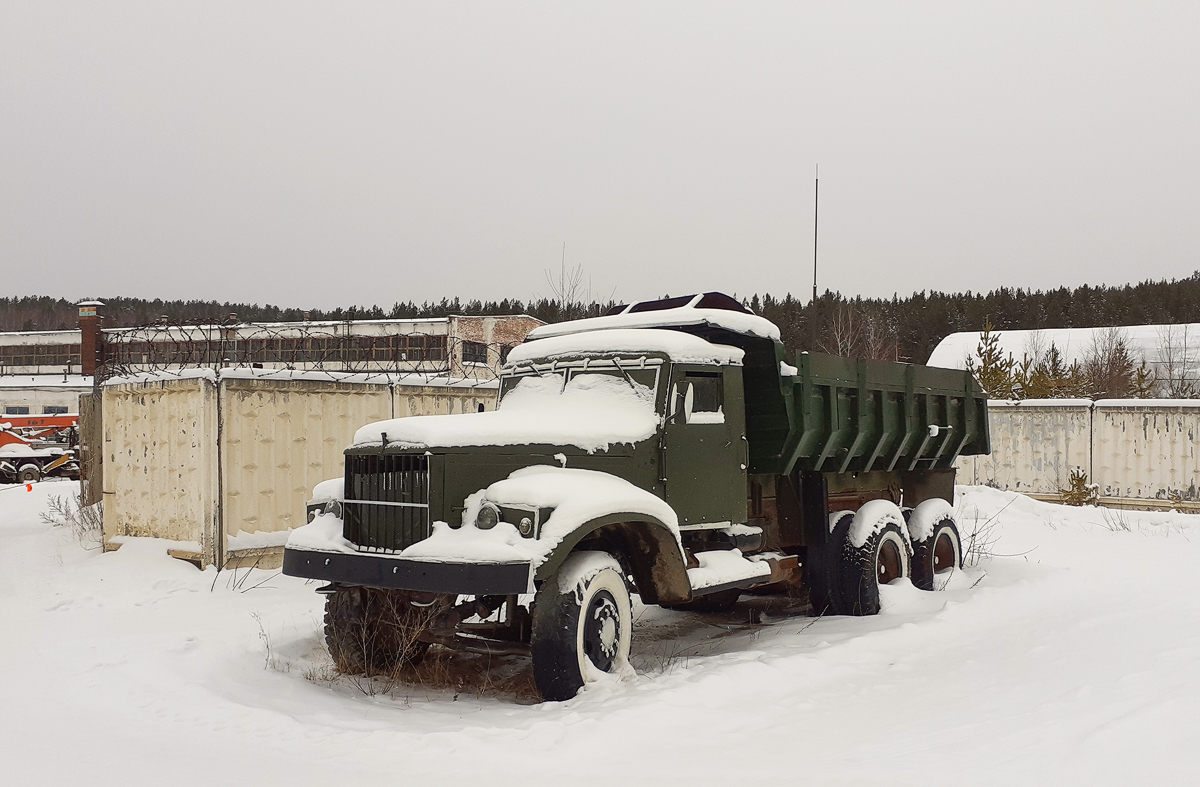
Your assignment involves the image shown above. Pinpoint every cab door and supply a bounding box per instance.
[662,365,748,527]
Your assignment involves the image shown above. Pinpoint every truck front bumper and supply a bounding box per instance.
[282,547,532,596]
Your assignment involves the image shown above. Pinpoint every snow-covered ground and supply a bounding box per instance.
[3,480,1198,785]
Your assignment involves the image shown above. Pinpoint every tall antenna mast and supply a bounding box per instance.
[812,165,819,305]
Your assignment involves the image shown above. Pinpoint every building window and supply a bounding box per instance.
[462,340,488,365]
[5,406,30,415]
[43,406,69,415]
[0,343,81,368]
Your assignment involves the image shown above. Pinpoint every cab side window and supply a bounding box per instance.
[685,371,723,413]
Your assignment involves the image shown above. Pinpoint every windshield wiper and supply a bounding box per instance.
[611,357,637,390]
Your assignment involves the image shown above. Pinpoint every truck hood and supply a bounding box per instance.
[352,373,660,454]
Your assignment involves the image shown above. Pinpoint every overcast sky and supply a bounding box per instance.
[2,2,1197,310]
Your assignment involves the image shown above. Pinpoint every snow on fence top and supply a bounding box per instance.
[103,367,498,389]
[506,329,745,367]
[528,293,781,342]
[986,397,1200,409]
[0,374,92,389]
[987,398,1095,408]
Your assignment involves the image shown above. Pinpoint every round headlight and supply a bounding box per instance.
[475,503,500,530]
[323,499,343,519]
[518,516,533,536]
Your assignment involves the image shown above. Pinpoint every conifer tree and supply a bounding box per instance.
[965,318,1016,398]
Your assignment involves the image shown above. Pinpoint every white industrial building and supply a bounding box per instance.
[929,323,1200,379]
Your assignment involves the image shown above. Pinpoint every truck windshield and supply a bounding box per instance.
[498,365,661,412]
[498,369,564,400]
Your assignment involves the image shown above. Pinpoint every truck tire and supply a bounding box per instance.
[839,522,911,616]
[531,551,632,702]
[324,587,431,676]
[910,518,961,591]
[806,511,854,616]
[17,464,41,483]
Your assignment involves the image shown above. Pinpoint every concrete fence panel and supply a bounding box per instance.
[99,371,499,567]
[1092,401,1200,503]
[102,377,220,559]
[219,378,393,563]
[392,384,497,419]
[970,401,1092,496]
[961,398,1200,509]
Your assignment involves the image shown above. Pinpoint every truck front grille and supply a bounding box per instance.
[343,454,430,552]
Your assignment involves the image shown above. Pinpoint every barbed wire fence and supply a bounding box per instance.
[93,319,519,388]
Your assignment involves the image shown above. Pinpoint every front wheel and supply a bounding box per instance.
[531,551,632,702]
[17,464,41,483]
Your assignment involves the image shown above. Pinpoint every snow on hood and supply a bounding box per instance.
[403,466,681,566]
[506,329,744,367]
[527,304,780,342]
[352,371,659,451]
[310,477,344,502]
[287,466,681,569]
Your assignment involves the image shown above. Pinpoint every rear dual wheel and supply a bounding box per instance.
[842,523,911,616]
[808,508,912,617]
[910,518,962,591]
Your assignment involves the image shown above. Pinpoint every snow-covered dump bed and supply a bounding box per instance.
[353,370,658,451]
[506,328,744,367]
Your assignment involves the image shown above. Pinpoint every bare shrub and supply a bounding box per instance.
[1059,468,1100,507]
[40,491,103,548]
[956,499,1012,566]
[328,593,540,703]
[250,611,282,671]
[303,658,339,685]
[1156,324,1199,397]
[1081,327,1137,399]
[818,301,900,361]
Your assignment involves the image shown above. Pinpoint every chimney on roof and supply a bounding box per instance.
[77,300,105,376]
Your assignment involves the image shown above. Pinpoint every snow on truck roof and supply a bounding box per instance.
[505,329,745,367]
[526,292,781,343]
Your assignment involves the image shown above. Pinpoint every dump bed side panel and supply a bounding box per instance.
[779,352,988,475]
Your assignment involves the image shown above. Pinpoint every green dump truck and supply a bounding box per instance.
[283,292,990,701]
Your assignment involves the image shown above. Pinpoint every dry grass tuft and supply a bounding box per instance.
[40,490,103,548]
